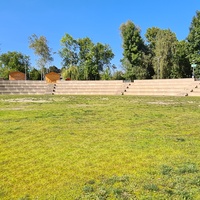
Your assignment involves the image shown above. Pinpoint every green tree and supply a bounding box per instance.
[120,21,144,66]
[101,67,112,80]
[146,27,191,78]
[61,66,79,80]
[59,33,79,68]
[59,34,114,80]
[187,10,200,63]
[112,70,125,80]
[172,40,191,78]
[29,68,41,80]
[77,37,97,80]
[145,27,160,53]
[152,29,178,79]
[120,20,152,80]
[79,41,114,80]
[187,10,200,77]
[29,34,53,80]
[0,51,30,79]
[49,65,60,73]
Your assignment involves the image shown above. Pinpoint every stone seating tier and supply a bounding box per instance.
[54,80,127,95]
[0,79,200,96]
[124,78,199,96]
[0,80,54,95]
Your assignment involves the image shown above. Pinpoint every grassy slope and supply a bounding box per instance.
[0,95,199,199]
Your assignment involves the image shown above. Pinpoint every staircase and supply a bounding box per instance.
[187,80,200,96]
[1,79,200,96]
[53,80,127,95]
[123,78,199,96]
[0,80,54,95]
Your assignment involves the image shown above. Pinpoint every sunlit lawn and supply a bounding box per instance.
[0,95,200,199]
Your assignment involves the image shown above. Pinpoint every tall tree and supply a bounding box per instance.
[59,34,114,80]
[59,33,79,68]
[29,34,53,80]
[187,10,200,77]
[77,37,96,80]
[78,40,114,80]
[120,20,152,80]
[146,27,191,78]
[151,29,177,78]
[120,21,144,66]
[172,40,191,78]
[145,27,160,52]
[187,10,200,63]
[0,51,30,79]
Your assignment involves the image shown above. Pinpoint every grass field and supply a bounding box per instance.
[0,95,200,200]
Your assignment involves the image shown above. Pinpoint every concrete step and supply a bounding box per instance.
[55,87,124,91]
[124,91,187,96]
[188,92,200,96]
[54,91,121,95]
[57,80,124,84]
[0,91,47,95]
[0,87,47,90]
[0,80,46,83]
[124,89,188,93]
[133,78,194,83]
[125,86,191,90]
[55,87,123,91]
[123,79,198,96]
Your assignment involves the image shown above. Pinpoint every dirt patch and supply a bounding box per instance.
[147,101,176,105]
[1,98,52,103]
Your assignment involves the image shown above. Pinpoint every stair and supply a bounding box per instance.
[0,80,54,95]
[123,78,198,96]
[1,79,199,96]
[54,80,127,95]
[187,81,200,96]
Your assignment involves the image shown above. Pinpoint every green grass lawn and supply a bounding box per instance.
[0,95,200,200]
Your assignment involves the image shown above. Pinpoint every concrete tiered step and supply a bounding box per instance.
[0,80,54,95]
[187,80,200,96]
[1,79,199,96]
[123,78,197,96]
[54,80,127,95]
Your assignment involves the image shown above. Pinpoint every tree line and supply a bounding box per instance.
[0,10,200,80]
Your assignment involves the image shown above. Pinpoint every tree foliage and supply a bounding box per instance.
[0,51,30,79]
[172,40,191,78]
[187,11,200,64]
[49,65,60,73]
[61,66,79,80]
[29,34,53,79]
[120,18,194,80]
[187,10,200,77]
[29,68,41,80]
[145,27,160,52]
[60,34,79,67]
[153,29,178,78]
[120,20,153,80]
[120,21,145,66]
[59,33,114,80]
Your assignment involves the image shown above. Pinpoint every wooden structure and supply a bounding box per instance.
[45,72,60,83]
[9,71,25,80]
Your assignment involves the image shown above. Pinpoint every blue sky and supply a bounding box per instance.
[0,0,199,70]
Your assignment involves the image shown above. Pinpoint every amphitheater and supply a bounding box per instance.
[0,78,200,96]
